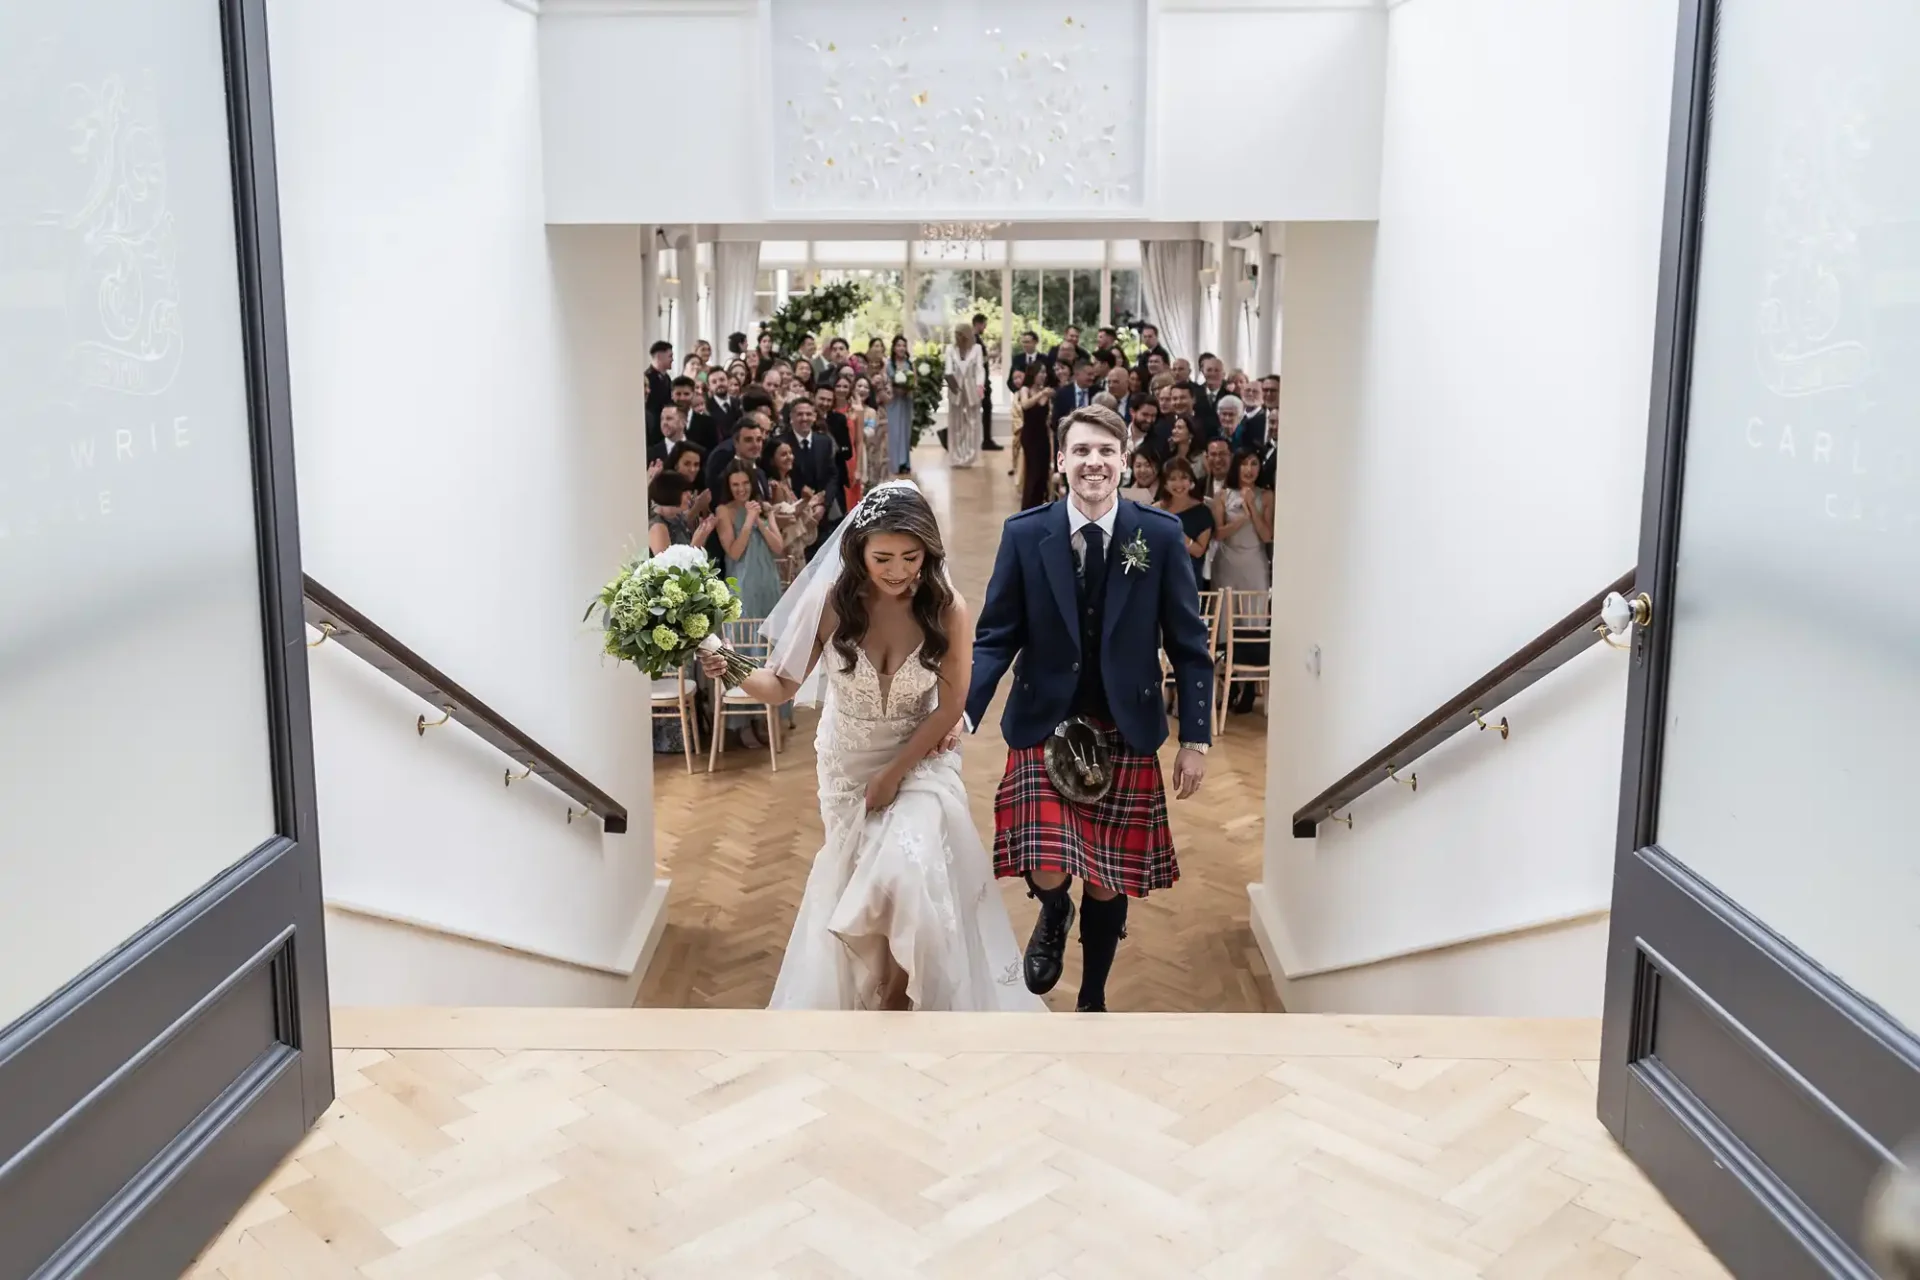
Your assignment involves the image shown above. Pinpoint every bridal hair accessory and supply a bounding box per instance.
[850,484,904,529]
[760,478,931,706]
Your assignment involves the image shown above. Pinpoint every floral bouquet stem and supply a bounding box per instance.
[697,634,761,690]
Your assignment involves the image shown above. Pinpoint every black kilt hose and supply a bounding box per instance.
[992,725,1177,897]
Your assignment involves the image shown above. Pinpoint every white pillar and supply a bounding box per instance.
[903,255,919,345]
[1000,239,1014,368]
[639,226,659,344]
[1099,239,1113,328]
[674,227,700,355]
[1221,242,1246,371]
[1254,249,1280,376]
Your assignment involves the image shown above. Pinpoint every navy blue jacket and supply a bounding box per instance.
[967,498,1214,754]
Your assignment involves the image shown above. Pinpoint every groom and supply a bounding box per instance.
[965,405,1215,1012]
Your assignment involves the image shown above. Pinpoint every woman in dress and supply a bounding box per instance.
[884,334,915,476]
[943,322,984,468]
[1209,449,1274,714]
[851,374,890,493]
[715,459,785,620]
[763,439,822,588]
[1014,359,1056,510]
[647,469,716,556]
[867,377,904,490]
[698,481,1043,1012]
[1157,455,1216,592]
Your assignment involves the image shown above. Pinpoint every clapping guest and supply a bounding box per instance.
[648,470,716,556]
[1157,455,1216,592]
[763,439,824,587]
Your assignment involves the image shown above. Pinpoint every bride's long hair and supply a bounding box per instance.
[827,486,954,676]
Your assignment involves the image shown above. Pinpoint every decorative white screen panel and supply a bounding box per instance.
[770,0,1147,216]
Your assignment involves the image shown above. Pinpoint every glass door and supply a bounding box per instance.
[1598,0,1920,1274]
[0,0,333,1274]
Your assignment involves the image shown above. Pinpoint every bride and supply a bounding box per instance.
[700,480,1043,1012]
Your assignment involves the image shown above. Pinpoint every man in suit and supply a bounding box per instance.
[1052,357,1097,423]
[1131,324,1172,380]
[670,376,718,452]
[965,405,1213,1013]
[706,367,741,441]
[972,313,1003,453]
[1007,329,1051,396]
[645,341,674,436]
[775,398,844,557]
[703,414,771,511]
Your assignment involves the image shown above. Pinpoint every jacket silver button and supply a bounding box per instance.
[1072,661,1081,672]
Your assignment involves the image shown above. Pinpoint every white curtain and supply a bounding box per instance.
[1140,239,1202,360]
[713,240,761,348]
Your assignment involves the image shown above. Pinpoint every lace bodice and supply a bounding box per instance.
[829,644,940,725]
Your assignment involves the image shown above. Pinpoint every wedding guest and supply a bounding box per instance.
[716,459,785,620]
[1015,358,1056,510]
[1157,455,1215,591]
[763,439,823,587]
[1121,449,1162,505]
[648,471,716,556]
[1210,449,1275,713]
[883,334,915,476]
[943,321,985,467]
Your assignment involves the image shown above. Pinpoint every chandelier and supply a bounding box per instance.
[919,221,1005,260]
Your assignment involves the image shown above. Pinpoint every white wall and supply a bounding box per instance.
[267,0,662,994]
[1152,1,1383,220]
[538,0,1383,224]
[539,0,764,224]
[1255,0,1678,1012]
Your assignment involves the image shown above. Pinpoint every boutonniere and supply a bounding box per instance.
[1120,528,1151,574]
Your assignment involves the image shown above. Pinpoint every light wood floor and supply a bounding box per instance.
[639,443,1280,1013]
[188,1009,1728,1278]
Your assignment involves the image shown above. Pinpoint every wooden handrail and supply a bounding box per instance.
[303,575,628,833]
[1291,568,1636,838]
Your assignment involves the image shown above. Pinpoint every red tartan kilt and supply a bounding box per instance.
[992,729,1178,898]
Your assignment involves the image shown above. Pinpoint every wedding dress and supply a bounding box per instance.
[768,640,1044,1011]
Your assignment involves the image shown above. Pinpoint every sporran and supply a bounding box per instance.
[1043,716,1113,804]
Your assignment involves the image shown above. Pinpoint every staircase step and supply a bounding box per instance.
[331,1006,1600,1059]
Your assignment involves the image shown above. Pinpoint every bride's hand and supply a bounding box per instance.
[696,646,731,678]
[936,724,962,754]
[865,768,902,812]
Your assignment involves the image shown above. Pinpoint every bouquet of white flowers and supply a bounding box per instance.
[586,545,757,687]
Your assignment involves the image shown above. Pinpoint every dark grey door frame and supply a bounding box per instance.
[0,0,333,1275]
[1598,0,1920,1275]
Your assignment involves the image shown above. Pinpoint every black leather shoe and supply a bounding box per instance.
[1076,999,1107,1013]
[1023,894,1074,994]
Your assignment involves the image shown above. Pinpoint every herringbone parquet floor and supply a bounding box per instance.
[187,1009,1729,1279]
[640,442,1279,1013]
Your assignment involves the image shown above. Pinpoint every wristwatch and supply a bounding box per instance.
[1180,741,1210,755]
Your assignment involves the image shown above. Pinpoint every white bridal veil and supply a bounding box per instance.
[759,478,942,707]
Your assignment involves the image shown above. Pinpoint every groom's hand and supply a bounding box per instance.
[1172,748,1207,800]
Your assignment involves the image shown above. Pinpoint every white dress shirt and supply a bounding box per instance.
[1065,498,1119,575]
